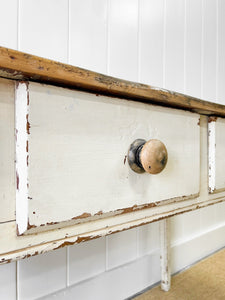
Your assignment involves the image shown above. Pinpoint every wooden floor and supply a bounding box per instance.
[134,248,225,300]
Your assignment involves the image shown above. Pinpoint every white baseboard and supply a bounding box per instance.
[171,222,225,274]
[38,223,225,300]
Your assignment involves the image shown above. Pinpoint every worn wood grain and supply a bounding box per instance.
[0,69,224,263]
[0,46,225,116]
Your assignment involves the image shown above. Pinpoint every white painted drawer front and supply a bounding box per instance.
[0,78,15,223]
[16,82,200,234]
[208,117,225,193]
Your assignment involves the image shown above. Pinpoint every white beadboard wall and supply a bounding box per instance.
[0,0,225,299]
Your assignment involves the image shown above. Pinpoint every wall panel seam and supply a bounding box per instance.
[216,0,219,102]
[67,0,70,64]
[17,0,20,51]
[163,0,166,88]
[200,0,204,99]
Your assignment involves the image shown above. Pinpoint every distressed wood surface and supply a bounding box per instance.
[160,219,171,292]
[0,79,224,264]
[0,46,225,117]
[16,81,200,235]
[0,78,15,222]
[208,117,225,193]
[1,194,225,264]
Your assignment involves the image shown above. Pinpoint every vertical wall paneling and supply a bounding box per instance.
[185,0,202,98]
[139,0,164,87]
[19,0,68,62]
[170,214,184,245]
[39,253,161,300]
[218,0,225,105]
[202,0,217,102]
[164,0,185,93]
[69,0,107,73]
[0,0,17,49]
[182,210,201,240]
[0,262,16,300]
[18,249,67,300]
[107,229,138,270]
[68,237,106,286]
[108,0,139,81]
[171,224,225,274]
[215,202,225,225]
[138,222,160,257]
[200,205,217,232]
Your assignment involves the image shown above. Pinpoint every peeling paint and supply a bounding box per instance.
[24,194,198,233]
[16,224,19,236]
[16,81,30,235]
[53,234,102,251]
[46,221,59,226]
[0,258,12,264]
[95,210,103,216]
[27,220,36,230]
[15,128,18,142]
[208,116,217,123]
[16,171,19,190]
[1,197,225,264]
[208,119,216,193]
[2,46,224,264]
[20,251,39,260]
[53,241,78,250]
[72,212,92,220]
[26,114,30,134]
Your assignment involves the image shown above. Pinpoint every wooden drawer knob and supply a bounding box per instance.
[128,139,168,174]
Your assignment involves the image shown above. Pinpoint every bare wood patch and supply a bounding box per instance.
[0,47,225,116]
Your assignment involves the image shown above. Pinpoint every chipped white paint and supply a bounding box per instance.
[0,79,224,265]
[150,86,170,93]
[150,86,178,96]
[17,81,200,234]
[208,119,216,193]
[208,117,225,193]
[15,82,29,235]
[214,119,225,191]
[160,219,171,292]
[0,78,15,222]
[0,194,225,264]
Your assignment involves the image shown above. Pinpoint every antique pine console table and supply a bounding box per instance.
[0,46,224,291]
